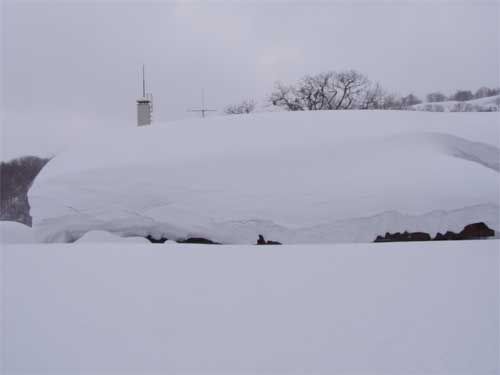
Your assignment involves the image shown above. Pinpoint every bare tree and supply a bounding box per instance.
[270,82,304,111]
[401,94,422,108]
[224,99,257,115]
[358,82,385,109]
[426,92,447,103]
[452,90,474,102]
[474,87,492,99]
[269,70,371,111]
[295,72,346,110]
[296,73,334,110]
[333,70,370,109]
[379,93,403,110]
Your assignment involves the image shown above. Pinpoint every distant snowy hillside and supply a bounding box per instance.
[29,110,500,243]
[412,95,500,112]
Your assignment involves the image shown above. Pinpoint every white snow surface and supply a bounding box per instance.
[29,110,500,243]
[75,230,149,244]
[2,241,499,374]
[0,221,36,244]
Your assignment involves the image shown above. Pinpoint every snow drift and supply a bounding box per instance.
[0,221,36,244]
[28,110,500,243]
[74,230,149,244]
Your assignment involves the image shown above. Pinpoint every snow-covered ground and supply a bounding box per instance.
[2,240,498,375]
[28,110,499,244]
[0,221,36,244]
[74,230,150,244]
[412,95,500,112]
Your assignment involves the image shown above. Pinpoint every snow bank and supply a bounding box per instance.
[29,110,500,243]
[3,241,498,374]
[0,221,36,244]
[75,230,149,244]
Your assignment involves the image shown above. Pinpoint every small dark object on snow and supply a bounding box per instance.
[256,234,282,245]
[177,237,221,245]
[146,235,168,243]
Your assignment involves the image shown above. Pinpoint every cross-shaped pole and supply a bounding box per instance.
[188,89,217,118]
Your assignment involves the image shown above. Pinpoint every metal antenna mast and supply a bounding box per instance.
[188,88,217,118]
[142,64,146,97]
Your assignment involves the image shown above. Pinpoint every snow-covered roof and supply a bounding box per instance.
[29,110,499,243]
[136,96,151,103]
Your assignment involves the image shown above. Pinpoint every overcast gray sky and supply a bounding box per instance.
[1,1,499,158]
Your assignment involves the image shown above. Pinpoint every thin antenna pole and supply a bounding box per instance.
[201,88,205,117]
[142,64,146,97]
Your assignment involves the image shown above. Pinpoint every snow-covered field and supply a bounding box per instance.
[2,240,498,375]
[3,111,499,374]
[28,110,500,244]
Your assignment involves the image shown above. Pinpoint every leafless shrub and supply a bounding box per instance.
[224,99,257,115]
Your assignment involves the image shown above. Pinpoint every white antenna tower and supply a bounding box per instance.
[137,64,153,127]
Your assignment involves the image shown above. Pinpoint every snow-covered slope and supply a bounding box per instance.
[0,221,36,244]
[75,230,149,244]
[412,95,500,112]
[3,241,498,374]
[29,110,500,243]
